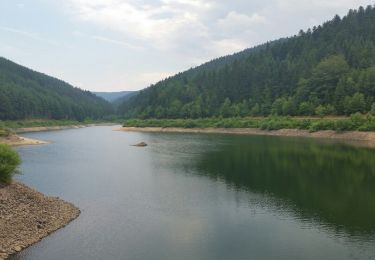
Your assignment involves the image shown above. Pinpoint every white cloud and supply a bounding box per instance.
[26,0,372,91]
[63,0,275,65]
[65,0,214,47]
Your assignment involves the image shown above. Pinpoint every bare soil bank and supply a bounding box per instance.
[120,127,375,148]
[0,182,80,260]
[0,135,48,146]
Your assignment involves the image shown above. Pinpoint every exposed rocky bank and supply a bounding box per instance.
[0,182,80,259]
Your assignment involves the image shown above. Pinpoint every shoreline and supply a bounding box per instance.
[120,127,375,148]
[1,123,119,146]
[0,135,49,147]
[0,182,80,260]
[14,123,117,134]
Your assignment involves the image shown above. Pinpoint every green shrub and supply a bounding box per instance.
[0,121,11,137]
[0,129,8,137]
[184,120,197,128]
[309,120,336,132]
[298,119,312,130]
[334,119,354,131]
[0,144,21,184]
[315,105,326,118]
[358,116,375,131]
[350,113,366,128]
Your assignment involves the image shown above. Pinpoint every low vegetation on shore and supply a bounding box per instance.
[0,144,21,184]
[123,114,375,132]
[0,127,12,138]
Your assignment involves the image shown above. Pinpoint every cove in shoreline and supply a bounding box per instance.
[119,127,375,148]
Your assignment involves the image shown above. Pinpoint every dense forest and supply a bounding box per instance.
[119,6,375,119]
[0,58,113,121]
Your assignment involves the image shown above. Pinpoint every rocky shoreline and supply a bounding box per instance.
[120,127,375,148]
[0,182,80,260]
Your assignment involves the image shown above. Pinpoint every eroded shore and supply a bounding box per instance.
[0,182,80,260]
[120,127,375,148]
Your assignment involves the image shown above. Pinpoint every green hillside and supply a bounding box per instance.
[119,6,375,119]
[0,58,113,121]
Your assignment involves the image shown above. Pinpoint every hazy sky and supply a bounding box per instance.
[0,0,371,91]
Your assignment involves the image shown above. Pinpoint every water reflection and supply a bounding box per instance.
[10,129,375,260]
[192,135,375,238]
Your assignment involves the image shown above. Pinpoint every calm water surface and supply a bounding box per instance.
[11,126,375,260]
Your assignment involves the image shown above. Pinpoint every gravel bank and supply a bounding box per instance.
[0,182,80,259]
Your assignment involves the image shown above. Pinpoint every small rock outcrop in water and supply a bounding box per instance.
[0,182,80,259]
[132,142,148,147]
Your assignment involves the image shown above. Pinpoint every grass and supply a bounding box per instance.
[123,114,375,132]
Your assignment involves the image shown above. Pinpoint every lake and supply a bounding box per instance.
[11,126,375,260]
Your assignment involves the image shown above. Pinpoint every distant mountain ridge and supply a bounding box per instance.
[94,91,136,103]
[0,57,113,121]
[119,6,375,119]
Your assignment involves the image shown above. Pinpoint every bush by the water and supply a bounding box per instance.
[0,144,21,184]
[0,121,11,137]
[0,127,12,137]
[0,129,9,137]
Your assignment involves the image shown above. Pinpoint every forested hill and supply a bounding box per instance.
[119,6,375,119]
[0,58,113,121]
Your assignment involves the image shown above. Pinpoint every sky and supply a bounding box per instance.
[0,0,372,92]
